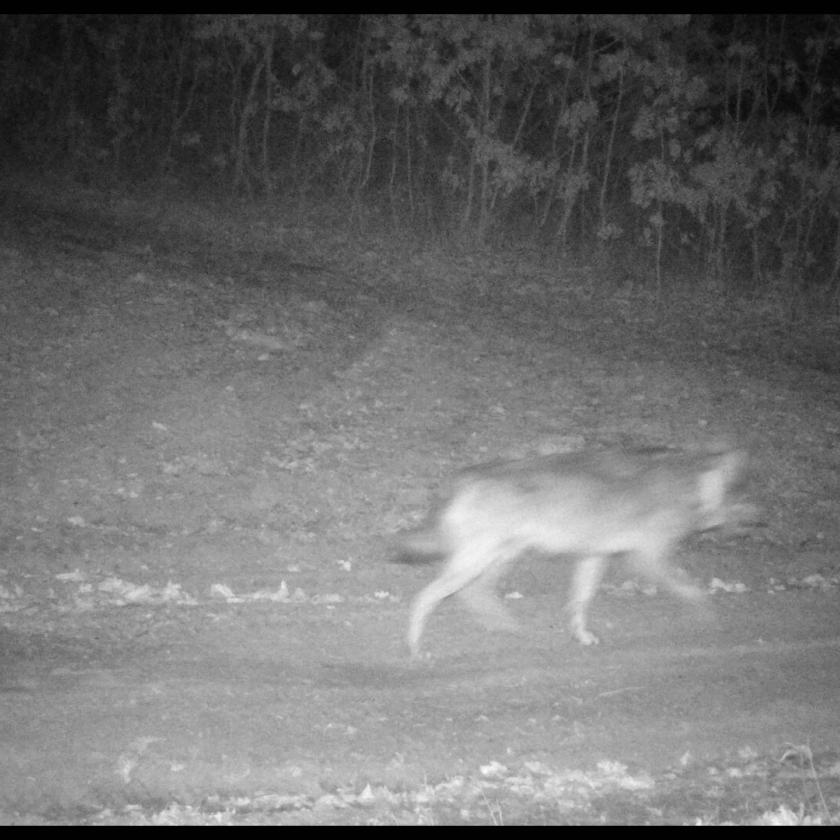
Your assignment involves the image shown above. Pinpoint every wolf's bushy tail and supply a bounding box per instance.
[391,527,447,563]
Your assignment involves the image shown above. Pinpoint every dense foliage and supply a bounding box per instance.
[2,14,840,293]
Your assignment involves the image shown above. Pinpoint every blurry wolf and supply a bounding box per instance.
[396,446,751,658]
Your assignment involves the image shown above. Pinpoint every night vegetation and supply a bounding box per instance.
[2,14,840,300]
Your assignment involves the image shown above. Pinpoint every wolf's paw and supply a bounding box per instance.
[572,627,601,646]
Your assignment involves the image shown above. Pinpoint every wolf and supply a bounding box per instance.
[396,446,750,658]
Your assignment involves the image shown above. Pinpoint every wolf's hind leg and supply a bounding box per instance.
[407,540,499,658]
[458,553,520,632]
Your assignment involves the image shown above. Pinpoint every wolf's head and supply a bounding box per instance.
[695,449,757,531]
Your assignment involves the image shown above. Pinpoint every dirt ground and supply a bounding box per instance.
[1,177,839,824]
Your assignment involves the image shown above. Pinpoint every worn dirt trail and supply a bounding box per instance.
[1,182,838,823]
